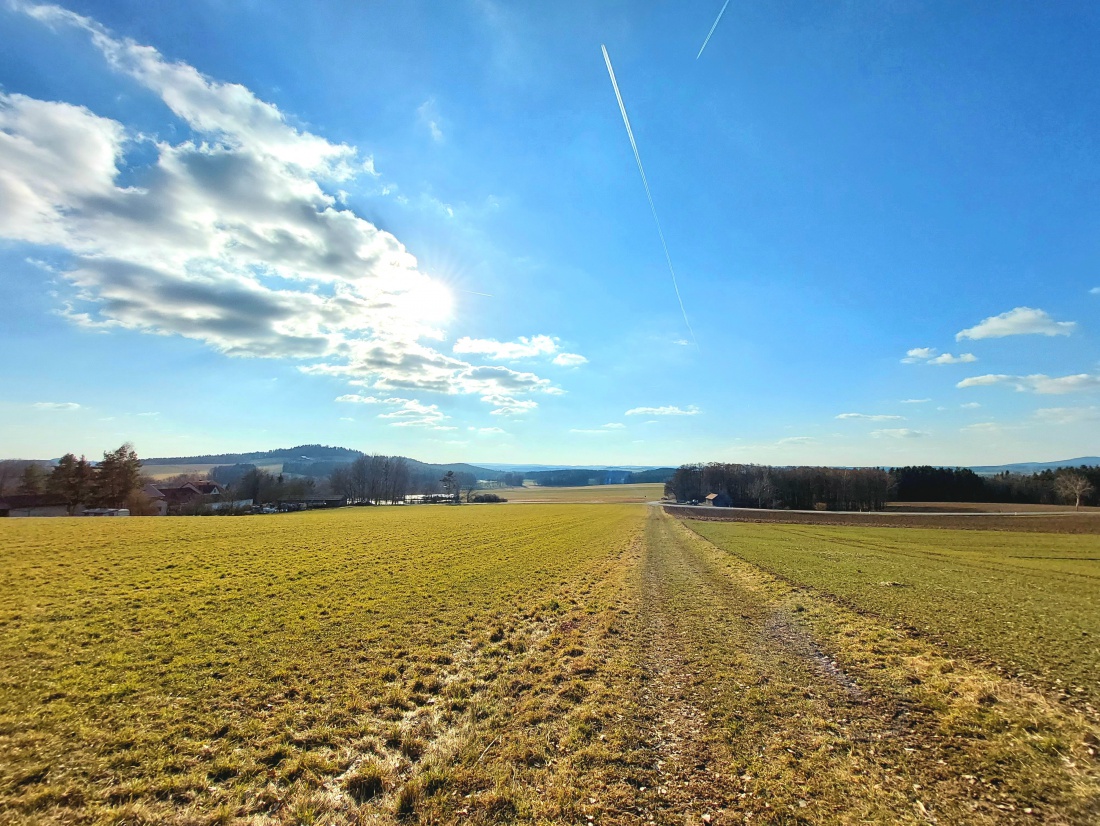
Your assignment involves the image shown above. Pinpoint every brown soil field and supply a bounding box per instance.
[665,505,1100,534]
[887,501,1100,514]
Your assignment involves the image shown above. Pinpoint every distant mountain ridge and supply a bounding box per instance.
[968,457,1100,474]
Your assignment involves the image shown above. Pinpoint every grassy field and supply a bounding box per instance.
[140,463,283,481]
[686,520,1100,709]
[500,483,664,504]
[0,505,644,823]
[3,506,1099,824]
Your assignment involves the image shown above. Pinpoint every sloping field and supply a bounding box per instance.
[2,506,1098,824]
[0,506,644,823]
[501,483,663,503]
[686,520,1100,711]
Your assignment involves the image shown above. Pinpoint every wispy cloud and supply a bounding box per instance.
[417,98,444,143]
[552,352,588,367]
[872,428,928,439]
[836,413,904,421]
[33,401,81,410]
[957,373,1100,394]
[625,405,700,416]
[454,335,558,360]
[900,398,931,404]
[696,0,732,59]
[602,44,696,347]
[902,347,976,365]
[1033,406,1100,425]
[481,394,538,416]
[956,307,1076,340]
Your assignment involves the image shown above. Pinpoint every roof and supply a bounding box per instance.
[0,493,69,509]
[705,492,719,500]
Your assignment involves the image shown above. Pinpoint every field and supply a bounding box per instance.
[668,504,1100,534]
[2,505,1099,824]
[140,464,283,481]
[500,483,664,504]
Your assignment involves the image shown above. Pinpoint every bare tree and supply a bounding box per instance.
[1055,472,1094,511]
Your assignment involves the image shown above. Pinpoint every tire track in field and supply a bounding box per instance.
[628,507,1079,824]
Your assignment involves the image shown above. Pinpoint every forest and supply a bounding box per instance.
[665,463,1098,511]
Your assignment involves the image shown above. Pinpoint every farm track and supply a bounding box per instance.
[603,508,1100,824]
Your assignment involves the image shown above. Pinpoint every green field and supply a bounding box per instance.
[686,520,1100,706]
[0,506,643,823]
[500,483,664,503]
[2,507,1098,824]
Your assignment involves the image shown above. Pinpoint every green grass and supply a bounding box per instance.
[0,505,643,823]
[686,520,1100,706]
[500,483,664,503]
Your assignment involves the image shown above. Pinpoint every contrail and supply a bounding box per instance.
[601,44,698,347]
[697,0,731,59]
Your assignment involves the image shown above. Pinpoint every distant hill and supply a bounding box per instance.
[969,457,1100,475]
[142,444,362,466]
[474,463,664,472]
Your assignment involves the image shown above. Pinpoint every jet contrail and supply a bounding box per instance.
[601,44,698,348]
[697,0,731,59]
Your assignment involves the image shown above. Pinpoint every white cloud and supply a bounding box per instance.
[481,394,538,416]
[454,335,558,360]
[872,428,928,439]
[335,394,383,404]
[552,352,588,367]
[960,422,1004,434]
[625,405,700,416]
[956,374,1013,388]
[928,352,977,365]
[570,428,614,435]
[956,307,1076,340]
[33,401,81,410]
[961,402,982,409]
[417,98,444,143]
[469,426,505,435]
[902,348,976,365]
[1091,287,1100,296]
[3,6,562,409]
[776,436,815,446]
[1033,406,1100,425]
[570,421,625,435]
[673,339,691,346]
[901,347,937,363]
[900,398,931,404]
[602,422,626,429]
[836,413,904,421]
[375,397,452,429]
[958,373,1100,394]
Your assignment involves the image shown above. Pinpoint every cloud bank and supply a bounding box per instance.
[1,4,564,422]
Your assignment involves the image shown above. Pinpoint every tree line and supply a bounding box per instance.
[892,465,1097,509]
[666,462,1098,511]
[666,464,890,511]
[4,444,143,514]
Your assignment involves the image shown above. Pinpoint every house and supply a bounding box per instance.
[704,493,718,506]
[0,493,77,517]
[147,481,226,515]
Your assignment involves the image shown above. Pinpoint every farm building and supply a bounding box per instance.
[0,493,78,517]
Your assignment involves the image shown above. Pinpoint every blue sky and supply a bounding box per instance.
[1,0,1097,465]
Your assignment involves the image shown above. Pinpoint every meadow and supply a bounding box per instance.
[500,483,664,504]
[686,520,1100,709]
[0,505,644,824]
[2,505,1098,824]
